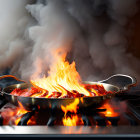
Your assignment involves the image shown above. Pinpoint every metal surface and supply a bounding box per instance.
[98,74,137,91]
[0,74,137,110]
[0,126,140,137]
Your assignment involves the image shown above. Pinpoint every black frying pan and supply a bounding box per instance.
[0,74,137,110]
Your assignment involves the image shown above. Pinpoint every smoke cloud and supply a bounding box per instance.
[0,0,140,82]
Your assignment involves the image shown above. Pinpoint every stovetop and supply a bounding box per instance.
[0,77,140,137]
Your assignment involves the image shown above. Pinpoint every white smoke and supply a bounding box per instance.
[0,0,28,69]
[0,0,34,76]
[0,0,140,83]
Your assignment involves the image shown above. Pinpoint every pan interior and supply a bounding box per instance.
[83,81,120,93]
[3,83,31,93]
[3,81,120,97]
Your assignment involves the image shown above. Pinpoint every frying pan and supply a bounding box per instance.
[0,74,137,110]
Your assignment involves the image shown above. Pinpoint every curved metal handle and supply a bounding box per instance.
[0,75,26,83]
[98,74,137,92]
[0,75,27,98]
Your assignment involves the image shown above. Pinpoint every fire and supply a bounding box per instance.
[61,98,79,114]
[1,101,35,125]
[61,98,83,126]
[8,52,114,126]
[14,101,28,125]
[62,115,83,126]
[30,55,91,98]
[16,101,28,115]
[99,103,119,117]
[10,55,112,98]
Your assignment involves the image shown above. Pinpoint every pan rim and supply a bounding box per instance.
[2,81,120,100]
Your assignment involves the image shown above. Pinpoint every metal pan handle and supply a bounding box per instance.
[0,75,26,96]
[0,75,26,83]
[98,74,137,92]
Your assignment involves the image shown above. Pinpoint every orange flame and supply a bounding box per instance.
[61,98,83,126]
[10,52,111,98]
[30,55,91,98]
[63,116,78,126]
[61,98,79,114]
[1,101,31,125]
[62,115,83,126]
[99,103,119,117]
[14,101,29,125]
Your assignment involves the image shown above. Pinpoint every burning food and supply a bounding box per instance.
[10,83,112,98]
[10,55,112,98]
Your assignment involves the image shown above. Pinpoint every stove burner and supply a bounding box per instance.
[82,115,91,126]
[93,115,106,126]
[0,78,140,127]
[47,116,56,126]
[18,109,36,125]
[106,116,120,126]
[0,95,140,126]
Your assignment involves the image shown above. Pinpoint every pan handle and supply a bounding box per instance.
[0,75,26,96]
[98,74,137,92]
[0,75,26,83]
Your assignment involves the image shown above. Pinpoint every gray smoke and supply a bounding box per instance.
[0,0,140,82]
[0,0,29,70]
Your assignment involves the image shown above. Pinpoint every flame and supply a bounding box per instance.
[14,102,37,125]
[34,54,88,126]
[27,116,36,125]
[10,53,111,98]
[62,115,81,126]
[30,55,91,98]
[16,101,28,115]
[14,101,29,125]
[61,98,83,126]
[99,103,119,117]
[1,101,31,125]
[61,98,79,114]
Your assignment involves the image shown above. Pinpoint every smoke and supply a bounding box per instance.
[0,0,140,82]
[0,0,34,76]
[0,0,28,69]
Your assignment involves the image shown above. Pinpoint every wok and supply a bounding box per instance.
[0,74,137,110]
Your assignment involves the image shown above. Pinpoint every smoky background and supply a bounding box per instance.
[0,0,140,83]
